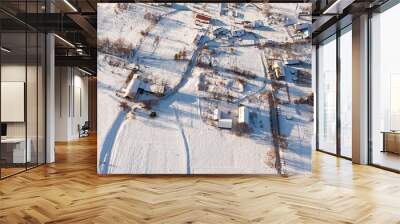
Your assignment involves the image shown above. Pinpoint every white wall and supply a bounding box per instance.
[1,63,46,164]
[55,66,69,141]
[55,67,89,141]
[1,65,27,142]
[70,72,89,138]
[1,65,37,138]
[1,65,25,131]
[1,82,25,122]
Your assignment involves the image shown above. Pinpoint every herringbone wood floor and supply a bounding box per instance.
[1,135,400,224]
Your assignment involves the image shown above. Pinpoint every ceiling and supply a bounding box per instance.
[0,0,97,73]
[0,0,393,73]
[311,0,390,43]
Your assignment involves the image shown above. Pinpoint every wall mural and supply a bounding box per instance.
[97,3,313,175]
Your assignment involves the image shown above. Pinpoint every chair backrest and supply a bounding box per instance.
[82,121,90,129]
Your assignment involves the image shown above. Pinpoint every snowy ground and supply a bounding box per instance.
[97,3,312,175]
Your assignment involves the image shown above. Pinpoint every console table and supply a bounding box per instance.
[381,131,400,154]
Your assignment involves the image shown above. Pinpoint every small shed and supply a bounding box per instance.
[218,119,232,129]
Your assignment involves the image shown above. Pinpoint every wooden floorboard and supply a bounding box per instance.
[1,135,400,223]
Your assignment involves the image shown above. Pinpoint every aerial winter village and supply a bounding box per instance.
[97,3,313,175]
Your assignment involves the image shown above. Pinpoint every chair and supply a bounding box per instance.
[79,121,90,138]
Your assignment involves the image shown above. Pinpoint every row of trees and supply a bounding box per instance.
[98,37,134,57]
[227,66,256,79]
[294,93,313,106]
[174,49,188,60]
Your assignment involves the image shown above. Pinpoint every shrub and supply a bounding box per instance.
[142,101,153,110]
[174,49,188,60]
[98,38,111,52]
[140,29,149,36]
[294,93,313,106]
[227,66,256,79]
[233,123,251,136]
[119,101,130,111]
[144,12,161,24]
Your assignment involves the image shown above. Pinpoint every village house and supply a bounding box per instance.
[195,14,211,25]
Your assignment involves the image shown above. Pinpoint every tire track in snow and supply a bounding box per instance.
[98,110,128,174]
[173,106,191,174]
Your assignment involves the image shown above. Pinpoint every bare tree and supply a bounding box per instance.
[119,101,130,111]
[262,3,272,17]
[154,36,160,46]
[115,3,128,14]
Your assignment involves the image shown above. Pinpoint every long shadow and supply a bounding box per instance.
[98,110,127,174]
[252,26,275,32]
[211,18,226,26]
[172,3,190,11]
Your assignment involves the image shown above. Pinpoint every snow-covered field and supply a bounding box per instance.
[97,3,312,175]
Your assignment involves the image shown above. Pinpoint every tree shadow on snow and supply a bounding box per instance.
[252,26,275,32]
[211,18,227,27]
[98,110,127,174]
[172,3,190,11]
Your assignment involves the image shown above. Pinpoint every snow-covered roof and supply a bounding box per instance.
[124,75,141,98]
[238,106,249,124]
[218,119,233,129]
[213,108,221,120]
[196,14,211,21]
[284,59,300,65]
[141,82,165,94]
